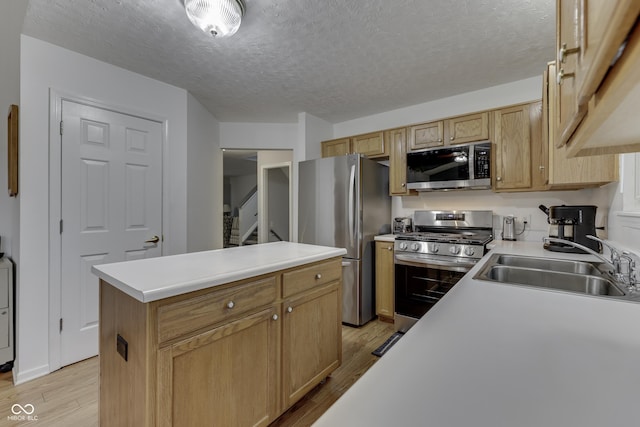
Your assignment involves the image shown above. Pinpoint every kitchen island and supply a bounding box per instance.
[92,241,346,427]
[314,241,640,427]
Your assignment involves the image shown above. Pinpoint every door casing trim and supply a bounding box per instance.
[48,89,168,372]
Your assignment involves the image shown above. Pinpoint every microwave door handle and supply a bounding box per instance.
[469,146,475,179]
[348,164,356,247]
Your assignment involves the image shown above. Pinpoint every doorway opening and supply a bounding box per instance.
[222,149,292,247]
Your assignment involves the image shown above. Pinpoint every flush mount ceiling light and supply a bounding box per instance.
[184,0,245,38]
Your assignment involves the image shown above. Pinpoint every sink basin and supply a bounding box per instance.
[493,254,604,276]
[480,265,625,296]
[474,254,625,297]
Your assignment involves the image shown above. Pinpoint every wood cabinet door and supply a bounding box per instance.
[576,0,640,106]
[408,121,444,150]
[446,112,489,145]
[387,127,415,196]
[546,62,618,187]
[556,0,585,147]
[157,307,280,427]
[375,241,394,320]
[352,131,387,158]
[282,283,341,408]
[493,104,532,191]
[321,138,351,157]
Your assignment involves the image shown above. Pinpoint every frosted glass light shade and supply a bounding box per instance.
[184,0,245,38]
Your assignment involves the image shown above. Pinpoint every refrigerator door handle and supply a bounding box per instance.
[348,164,356,247]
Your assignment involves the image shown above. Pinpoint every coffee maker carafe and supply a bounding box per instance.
[539,205,601,254]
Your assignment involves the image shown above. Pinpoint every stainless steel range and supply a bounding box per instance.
[394,210,493,332]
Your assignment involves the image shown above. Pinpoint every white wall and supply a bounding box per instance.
[18,35,189,384]
[0,0,27,261]
[395,186,616,242]
[333,77,542,136]
[298,112,333,161]
[187,93,222,252]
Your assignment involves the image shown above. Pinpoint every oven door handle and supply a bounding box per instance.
[394,253,476,272]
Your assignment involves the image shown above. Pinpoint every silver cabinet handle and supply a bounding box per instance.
[226,301,235,309]
[450,136,454,141]
[557,68,575,85]
[287,306,293,313]
[272,314,278,321]
[387,246,393,251]
[496,176,502,182]
[401,183,406,188]
[315,273,322,280]
[559,43,580,63]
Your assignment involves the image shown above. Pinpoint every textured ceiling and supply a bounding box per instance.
[22,0,555,123]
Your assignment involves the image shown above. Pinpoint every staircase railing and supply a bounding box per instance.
[238,188,258,245]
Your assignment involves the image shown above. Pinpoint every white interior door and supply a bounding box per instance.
[60,100,162,366]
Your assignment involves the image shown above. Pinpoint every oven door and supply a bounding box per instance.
[394,257,471,332]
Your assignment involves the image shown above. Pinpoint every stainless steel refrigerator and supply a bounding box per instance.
[298,154,391,326]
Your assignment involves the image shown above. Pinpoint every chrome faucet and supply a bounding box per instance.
[543,235,638,291]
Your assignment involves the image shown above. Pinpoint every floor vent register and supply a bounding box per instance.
[372,332,404,357]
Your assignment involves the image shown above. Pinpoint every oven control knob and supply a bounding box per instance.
[429,244,439,253]
[411,243,421,251]
[399,242,408,250]
[464,247,475,256]
[449,246,461,255]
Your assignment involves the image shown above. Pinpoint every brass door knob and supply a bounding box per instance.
[145,235,160,244]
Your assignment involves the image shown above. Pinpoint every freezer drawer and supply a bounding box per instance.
[341,259,374,326]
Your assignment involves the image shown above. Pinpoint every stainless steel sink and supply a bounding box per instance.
[474,253,625,297]
[492,254,604,276]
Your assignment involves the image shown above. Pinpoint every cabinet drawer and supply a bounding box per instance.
[282,258,341,298]
[157,275,277,343]
[0,269,8,308]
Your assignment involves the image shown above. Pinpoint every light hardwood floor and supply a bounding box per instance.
[0,319,395,426]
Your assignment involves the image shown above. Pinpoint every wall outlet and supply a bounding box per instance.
[117,334,128,362]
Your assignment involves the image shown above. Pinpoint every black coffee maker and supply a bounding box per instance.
[539,205,601,254]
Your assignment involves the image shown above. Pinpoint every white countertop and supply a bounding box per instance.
[314,241,640,427]
[374,234,396,242]
[91,242,346,303]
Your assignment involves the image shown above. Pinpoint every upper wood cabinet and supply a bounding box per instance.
[408,121,444,150]
[555,0,585,147]
[322,132,387,158]
[352,131,387,158]
[386,127,416,196]
[321,137,351,158]
[447,112,490,145]
[493,103,533,191]
[545,62,618,188]
[407,112,490,152]
[556,0,640,156]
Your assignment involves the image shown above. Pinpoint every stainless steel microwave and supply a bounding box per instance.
[406,142,491,191]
